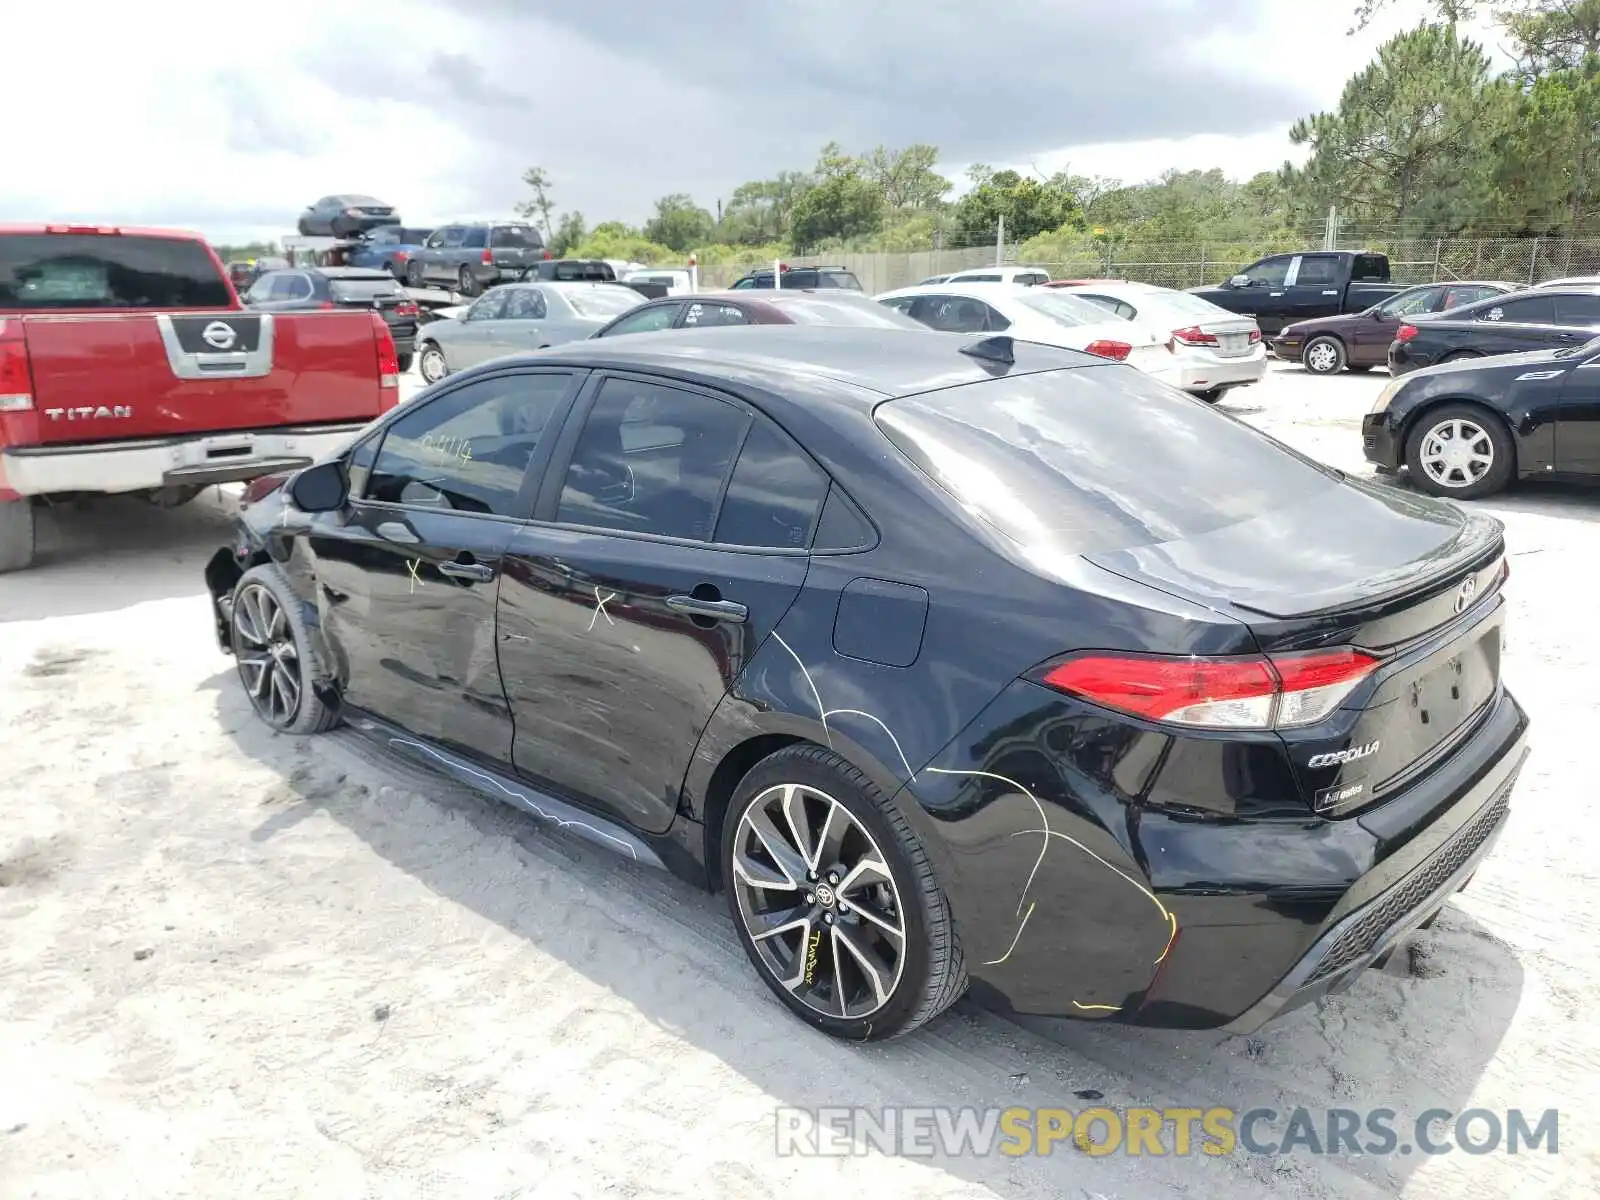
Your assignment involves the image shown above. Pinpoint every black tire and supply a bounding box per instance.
[1346,364,1375,373]
[405,260,425,288]
[1302,335,1346,375]
[458,266,479,298]
[388,259,406,282]
[1194,387,1224,403]
[418,342,449,384]
[1404,402,1515,500]
[721,744,966,1040]
[0,497,36,573]
[228,563,339,735]
[396,352,414,373]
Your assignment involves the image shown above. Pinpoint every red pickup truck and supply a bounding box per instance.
[0,224,402,572]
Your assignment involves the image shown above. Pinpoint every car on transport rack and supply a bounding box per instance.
[406,220,546,297]
[0,223,403,573]
[204,326,1529,1041]
[1364,335,1600,498]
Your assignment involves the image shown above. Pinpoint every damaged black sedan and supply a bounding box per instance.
[205,327,1530,1040]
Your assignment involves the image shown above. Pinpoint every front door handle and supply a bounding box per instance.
[666,595,747,623]
[439,561,496,583]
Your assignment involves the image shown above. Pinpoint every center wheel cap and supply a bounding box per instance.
[813,883,836,908]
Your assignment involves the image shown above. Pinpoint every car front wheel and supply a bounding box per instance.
[1303,335,1346,375]
[418,343,449,384]
[722,744,966,1040]
[1405,403,1514,499]
[229,564,339,735]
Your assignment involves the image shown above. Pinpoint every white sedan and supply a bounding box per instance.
[1047,281,1266,400]
[875,283,1179,383]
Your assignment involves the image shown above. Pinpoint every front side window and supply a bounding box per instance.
[1377,286,1444,318]
[598,303,680,336]
[1239,257,1290,287]
[556,378,748,541]
[362,373,571,516]
[466,292,507,321]
[502,288,547,320]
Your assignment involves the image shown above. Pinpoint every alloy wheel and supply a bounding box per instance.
[232,582,303,726]
[1419,418,1494,489]
[730,783,906,1020]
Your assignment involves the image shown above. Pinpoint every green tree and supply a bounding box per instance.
[643,193,716,252]
[720,171,814,244]
[571,221,676,264]
[953,167,1081,245]
[789,144,886,248]
[863,143,951,210]
[549,211,587,257]
[1283,23,1512,230]
[515,167,557,240]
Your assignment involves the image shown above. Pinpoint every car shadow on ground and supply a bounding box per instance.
[1,492,236,623]
[1367,472,1600,526]
[205,669,1525,1197]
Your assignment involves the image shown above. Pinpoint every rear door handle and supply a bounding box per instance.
[439,561,496,582]
[666,595,747,622]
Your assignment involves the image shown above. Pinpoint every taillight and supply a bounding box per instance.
[393,250,410,263]
[395,301,419,317]
[542,250,553,260]
[1083,339,1133,361]
[481,248,494,265]
[1249,328,1262,343]
[1038,648,1381,730]
[370,313,400,406]
[1396,324,1419,342]
[1171,325,1220,347]
[0,320,34,412]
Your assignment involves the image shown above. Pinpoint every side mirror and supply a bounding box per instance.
[1229,274,1252,288]
[288,460,349,513]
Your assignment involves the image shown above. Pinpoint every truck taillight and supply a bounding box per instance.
[481,248,494,265]
[371,313,400,408]
[0,321,34,412]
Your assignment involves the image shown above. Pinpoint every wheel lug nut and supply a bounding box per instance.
[827,873,839,885]
[824,913,835,926]
[805,892,814,904]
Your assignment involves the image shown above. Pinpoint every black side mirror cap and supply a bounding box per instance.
[288,460,349,512]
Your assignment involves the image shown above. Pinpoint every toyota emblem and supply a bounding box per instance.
[201,321,238,350]
[1454,576,1478,614]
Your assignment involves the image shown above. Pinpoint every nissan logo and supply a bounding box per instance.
[1454,576,1478,614]
[201,320,238,350]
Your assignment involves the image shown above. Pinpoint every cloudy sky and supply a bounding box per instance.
[7,0,1502,245]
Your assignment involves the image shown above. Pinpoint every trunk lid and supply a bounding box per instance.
[1086,479,1508,815]
[16,310,387,444]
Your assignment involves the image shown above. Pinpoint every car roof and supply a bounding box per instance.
[876,282,1029,299]
[524,326,1101,399]
[318,267,397,279]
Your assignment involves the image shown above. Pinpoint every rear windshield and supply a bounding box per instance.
[771,296,924,328]
[875,369,1337,555]
[491,225,544,249]
[0,233,232,309]
[819,270,863,290]
[398,228,432,243]
[564,287,643,317]
[1016,290,1123,327]
[330,278,405,302]
[1158,291,1234,319]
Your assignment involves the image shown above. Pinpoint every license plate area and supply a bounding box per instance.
[1370,625,1501,796]
[1217,333,1249,356]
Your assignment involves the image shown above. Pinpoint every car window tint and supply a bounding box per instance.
[1553,293,1600,324]
[1483,295,1555,323]
[1446,286,1498,307]
[461,227,488,249]
[467,292,507,321]
[491,225,542,248]
[820,271,863,290]
[955,274,1002,283]
[714,418,829,548]
[599,303,679,335]
[0,233,234,310]
[363,373,571,516]
[557,379,748,541]
[922,296,992,332]
[876,368,1342,556]
[1295,256,1339,286]
[502,288,546,319]
[439,227,466,247]
[1240,258,1290,287]
[682,301,748,327]
[812,484,875,551]
[1352,254,1389,282]
[879,296,916,314]
[1380,286,1443,317]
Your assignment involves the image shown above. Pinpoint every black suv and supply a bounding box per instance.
[730,265,863,291]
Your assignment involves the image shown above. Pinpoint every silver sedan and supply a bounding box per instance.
[415,282,644,383]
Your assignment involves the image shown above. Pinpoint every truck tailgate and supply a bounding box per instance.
[19,310,384,444]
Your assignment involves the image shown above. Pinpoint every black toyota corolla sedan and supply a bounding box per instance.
[1365,335,1600,498]
[204,327,1529,1040]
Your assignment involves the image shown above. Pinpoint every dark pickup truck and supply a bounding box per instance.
[1190,250,1406,335]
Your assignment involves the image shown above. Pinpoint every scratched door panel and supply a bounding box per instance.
[496,526,808,835]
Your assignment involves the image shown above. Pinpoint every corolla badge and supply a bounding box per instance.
[201,320,238,350]
[1308,741,1380,769]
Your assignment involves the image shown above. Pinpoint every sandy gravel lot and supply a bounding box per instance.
[1,364,1596,1199]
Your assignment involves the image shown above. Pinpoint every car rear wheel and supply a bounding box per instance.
[722,744,966,1040]
[0,498,36,573]
[1303,335,1346,375]
[1405,403,1514,499]
[458,266,479,298]
[229,564,338,735]
[405,261,425,288]
[418,343,449,384]
[396,352,414,374]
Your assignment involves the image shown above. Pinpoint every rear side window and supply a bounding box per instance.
[363,373,571,516]
[1483,295,1555,323]
[1352,254,1389,282]
[682,301,748,327]
[714,419,829,548]
[0,234,232,309]
[819,271,863,290]
[1553,293,1600,324]
[954,273,1002,283]
[1294,256,1339,286]
[875,369,1340,555]
[462,227,488,249]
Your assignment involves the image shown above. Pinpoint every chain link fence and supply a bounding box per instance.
[693,237,1600,294]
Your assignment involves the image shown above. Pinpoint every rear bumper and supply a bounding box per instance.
[1170,344,1268,392]
[1387,342,1430,376]
[1,422,368,497]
